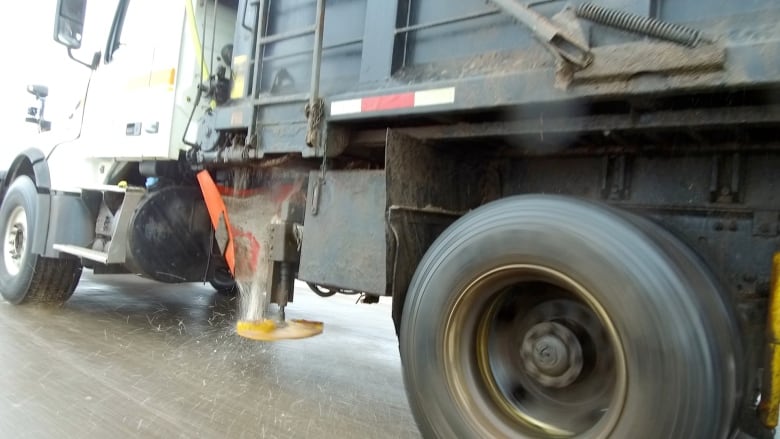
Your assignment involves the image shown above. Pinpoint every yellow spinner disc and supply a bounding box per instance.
[236,319,324,341]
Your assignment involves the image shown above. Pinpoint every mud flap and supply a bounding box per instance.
[196,170,236,276]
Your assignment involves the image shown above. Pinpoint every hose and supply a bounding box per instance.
[575,2,704,47]
[181,85,203,149]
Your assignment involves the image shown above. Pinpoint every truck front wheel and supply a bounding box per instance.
[400,195,741,438]
[0,176,81,304]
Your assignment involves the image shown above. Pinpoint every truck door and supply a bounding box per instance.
[80,0,183,160]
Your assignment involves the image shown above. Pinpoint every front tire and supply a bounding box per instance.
[400,195,741,438]
[0,176,82,304]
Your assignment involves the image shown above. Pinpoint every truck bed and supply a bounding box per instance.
[219,0,780,156]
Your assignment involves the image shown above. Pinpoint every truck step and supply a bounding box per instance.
[54,187,144,265]
[80,184,130,194]
[52,244,110,264]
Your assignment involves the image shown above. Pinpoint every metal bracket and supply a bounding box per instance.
[600,155,631,200]
[311,164,326,216]
[305,98,324,147]
[310,101,328,217]
[709,153,741,204]
[305,0,326,148]
[489,0,592,69]
[268,222,300,262]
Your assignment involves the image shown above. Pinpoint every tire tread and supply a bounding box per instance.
[23,256,82,304]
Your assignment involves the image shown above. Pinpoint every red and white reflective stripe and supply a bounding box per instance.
[330,87,456,116]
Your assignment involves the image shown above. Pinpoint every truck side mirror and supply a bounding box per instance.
[25,85,51,133]
[27,85,49,99]
[54,0,87,49]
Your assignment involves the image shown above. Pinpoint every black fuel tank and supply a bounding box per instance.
[126,186,212,283]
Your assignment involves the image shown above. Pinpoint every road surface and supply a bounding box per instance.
[0,272,421,438]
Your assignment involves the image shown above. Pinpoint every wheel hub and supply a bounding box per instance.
[3,206,27,276]
[521,321,583,388]
[8,224,24,260]
[447,265,626,437]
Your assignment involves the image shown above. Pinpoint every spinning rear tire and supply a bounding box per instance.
[400,195,741,438]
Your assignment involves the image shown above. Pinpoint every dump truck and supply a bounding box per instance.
[2,0,780,437]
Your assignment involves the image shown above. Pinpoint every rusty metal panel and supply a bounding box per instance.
[385,130,502,329]
[298,170,386,295]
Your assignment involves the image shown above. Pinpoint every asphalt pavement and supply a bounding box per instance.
[0,271,421,438]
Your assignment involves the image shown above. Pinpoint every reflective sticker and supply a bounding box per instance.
[330,98,362,116]
[125,68,176,91]
[362,92,414,112]
[414,87,456,107]
[330,87,456,116]
[231,75,245,100]
[231,55,248,99]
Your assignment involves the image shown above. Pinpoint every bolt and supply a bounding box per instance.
[536,344,552,361]
[714,221,724,231]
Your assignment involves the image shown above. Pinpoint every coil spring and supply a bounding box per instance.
[575,2,703,47]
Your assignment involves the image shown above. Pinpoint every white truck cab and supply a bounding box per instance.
[0,0,239,305]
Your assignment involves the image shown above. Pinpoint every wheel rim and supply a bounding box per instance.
[444,264,627,437]
[4,206,27,277]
